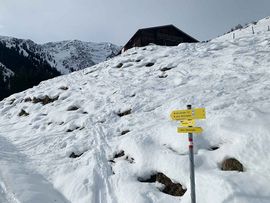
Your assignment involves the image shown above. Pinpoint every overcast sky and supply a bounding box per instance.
[0,0,269,45]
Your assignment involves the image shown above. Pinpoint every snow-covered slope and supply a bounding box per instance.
[215,16,270,41]
[0,17,270,203]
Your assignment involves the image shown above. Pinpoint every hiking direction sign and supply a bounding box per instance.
[171,108,205,133]
[170,108,205,121]
[180,119,195,127]
[170,105,206,203]
[178,127,203,133]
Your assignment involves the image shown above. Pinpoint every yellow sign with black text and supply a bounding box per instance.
[180,119,195,127]
[170,108,206,121]
[177,127,203,134]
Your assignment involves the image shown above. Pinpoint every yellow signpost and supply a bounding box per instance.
[170,108,206,121]
[170,105,206,203]
[180,119,195,127]
[178,127,203,133]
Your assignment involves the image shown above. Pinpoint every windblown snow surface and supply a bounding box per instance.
[0,17,270,203]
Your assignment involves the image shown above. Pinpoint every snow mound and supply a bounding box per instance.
[0,17,270,203]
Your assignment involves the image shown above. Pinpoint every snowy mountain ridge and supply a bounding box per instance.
[42,40,120,74]
[0,36,120,74]
[0,36,52,64]
[0,36,120,100]
[0,16,270,203]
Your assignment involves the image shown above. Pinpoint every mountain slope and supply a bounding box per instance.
[0,37,120,100]
[43,40,120,74]
[0,38,61,100]
[0,17,270,203]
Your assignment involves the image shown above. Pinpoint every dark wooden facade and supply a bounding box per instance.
[121,25,198,53]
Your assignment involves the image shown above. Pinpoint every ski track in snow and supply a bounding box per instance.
[0,16,270,203]
[90,124,117,203]
[0,134,70,203]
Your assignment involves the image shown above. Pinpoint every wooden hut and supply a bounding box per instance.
[120,25,198,53]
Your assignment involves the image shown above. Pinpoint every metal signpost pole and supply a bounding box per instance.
[170,105,205,202]
[187,104,196,203]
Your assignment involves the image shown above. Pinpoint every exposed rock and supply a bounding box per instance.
[145,62,155,67]
[32,95,59,105]
[8,98,16,105]
[116,109,131,117]
[18,109,29,117]
[59,86,68,90]
[84,70,95,75]
[138,172,186,196]
[121,130,130,136]
[113,150,125,159]
[109,150,135,164]
[158,74,168,78]
[125,156,134,164]
[66,126,80,132]
[24,97,32,102]
[69,152,83,158]
[160,67,172,72]
[116,63,123,68]
[67,106,79,111]
[209,146,219,151]
[221,158,244,172]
